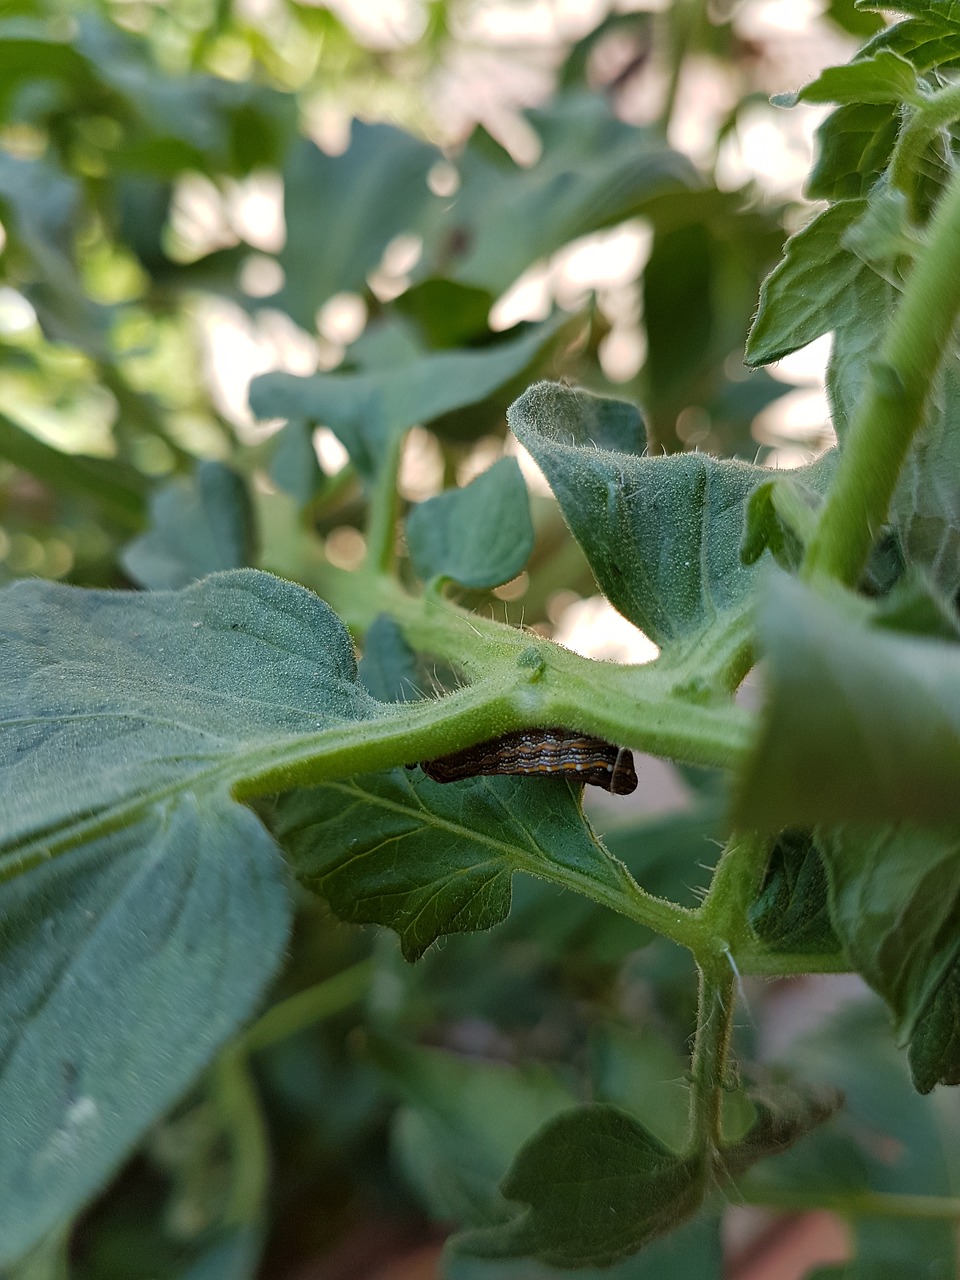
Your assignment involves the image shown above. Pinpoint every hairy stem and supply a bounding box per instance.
[688,959,737,1158]
[803,161,960,586]
[243,959,374,1053]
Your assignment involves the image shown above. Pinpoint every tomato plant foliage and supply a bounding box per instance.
[4,1,960,1274]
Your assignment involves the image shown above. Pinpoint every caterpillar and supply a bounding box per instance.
[414,727,638,795]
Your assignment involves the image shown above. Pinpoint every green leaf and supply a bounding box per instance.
[0,569,392,1258]
[774,51,920,108]
[265,769,640,961]
[507,382,809,661]
[735,573,960,828]
[1,569,374,853]
[393,278,496,350]
[278,128,440,328]
[122,462,256,590]
[454,1105,706,1268]
[819,824,960,1042]
[642,223,715,417]
[740,456,837,572]
[249,314,571,477]
[859,7,960,77]
[0,799,289,1266]
[745,201,872,368]
[268,419,324,508]
[419,93,697,294]
[807,102,900,202]
[748,830,841,956]
[406,457,534,589]
[908,959,960,1093]
[359,613,424,703]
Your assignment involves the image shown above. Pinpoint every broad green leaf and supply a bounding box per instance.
[454,1105,705,1268]
[642,223,715,419]
[735,573,960,828]
[860,6,960,77]
[265,770,640,961]
[748,830,841,956]
[418,93,696,294]
[122,462,256,590]
[908,960,960,1093]
[406,457,534,589]
[507,382,826,661]
[0,799,289,1266]
[819,824,960,1041]
[745,201,872,369]
[359,613,424,703]
[807,102,900,202]
[0,569,391,1259]
[774,51,920,107]
[277,128,441,328]
[249,314,571,477]
[393,278,496,350]
[445,1216,721,1280]
[373,1038,574,1226]
[1,569,375,852]
[268,419,324,508]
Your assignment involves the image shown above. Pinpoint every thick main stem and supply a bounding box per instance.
[803,162,960,587]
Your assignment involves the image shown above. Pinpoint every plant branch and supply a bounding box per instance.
[365,430,405,576]
[802,161,960,587]
[687,958,737,1159]
[738,1186,960,1221]
[243,959,374,1053]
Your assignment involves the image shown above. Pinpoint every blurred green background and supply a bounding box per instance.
[7,4,945,1279]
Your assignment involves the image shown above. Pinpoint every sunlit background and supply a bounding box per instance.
[0,0,852,657]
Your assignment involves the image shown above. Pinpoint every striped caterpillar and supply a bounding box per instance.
[413,728,638,795]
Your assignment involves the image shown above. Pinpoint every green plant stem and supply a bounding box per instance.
[739,1187,960,1221]
[243,959,374,1053]
[365,432,405,575]
[659,0,705,135]
[687,959,736,1159]
[696,831,771,954]
[211,1050,269,1224]
[802,160,960,587]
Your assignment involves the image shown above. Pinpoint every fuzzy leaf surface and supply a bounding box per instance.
[122,462,256,590]
[508,382,830,660]
[406,457,534,589]
[0,800,288,1265]
[820,824,960,1042]
[249,316,569,477]
[0,569,385,1258]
